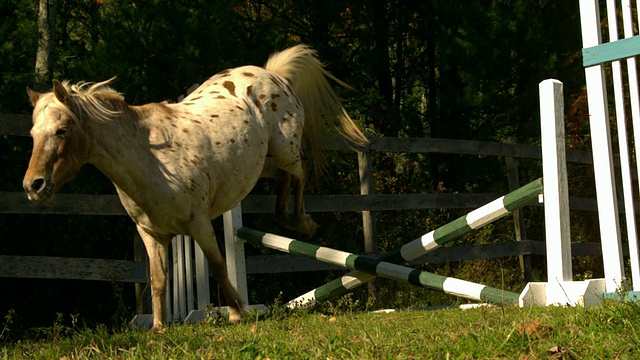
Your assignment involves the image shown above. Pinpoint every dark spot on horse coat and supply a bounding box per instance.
[210,114,219,119]
[190,96,203,101]
[246,85,253,96]
[216,95,226,99]
[223,81,236,97]
[254,99,262,108]
[216,69,231,77]
[235,105,244,111]
[271,103,278,111]
[209,90,220,94]
[243,72,255,77]
[271,93,280,99]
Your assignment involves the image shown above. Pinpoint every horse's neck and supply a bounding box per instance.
[87,104,168,200]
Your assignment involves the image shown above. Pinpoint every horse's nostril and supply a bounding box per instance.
[30,178,46,193]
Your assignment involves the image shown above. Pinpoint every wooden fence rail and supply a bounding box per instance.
[0,112,606,285]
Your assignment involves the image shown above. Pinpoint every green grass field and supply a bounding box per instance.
[2,298,640,359]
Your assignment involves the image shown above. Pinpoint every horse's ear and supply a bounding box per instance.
[26,87,41,107]
[52,80,70,105]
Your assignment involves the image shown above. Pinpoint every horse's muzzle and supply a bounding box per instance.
[23,177,54,202]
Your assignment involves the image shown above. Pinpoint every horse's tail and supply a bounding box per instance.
[265,44,369,177]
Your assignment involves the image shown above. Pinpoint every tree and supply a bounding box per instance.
[34,0,57,88]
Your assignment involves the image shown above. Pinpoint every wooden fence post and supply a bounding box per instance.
[505,138,533,282]
[358,150,377,253]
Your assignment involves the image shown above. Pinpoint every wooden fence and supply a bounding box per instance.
[0,112,606,288]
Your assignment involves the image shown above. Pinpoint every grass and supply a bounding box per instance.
[2,298,640,359]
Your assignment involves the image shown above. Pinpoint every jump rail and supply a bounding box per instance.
[238,228,520,305]
[282,178,543,308]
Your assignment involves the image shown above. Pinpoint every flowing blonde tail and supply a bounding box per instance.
[265,44,369,177]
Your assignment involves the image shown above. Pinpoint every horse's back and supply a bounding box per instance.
[162,65,305,218]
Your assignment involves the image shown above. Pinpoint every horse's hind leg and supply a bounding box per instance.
[291,174,318,236]
[261,158,293,224]
[263,155,317,235]
[274,171,292,221]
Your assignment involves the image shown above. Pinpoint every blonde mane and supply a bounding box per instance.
[43,78,125,124]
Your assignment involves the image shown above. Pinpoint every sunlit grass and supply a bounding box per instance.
[2,298,640,359]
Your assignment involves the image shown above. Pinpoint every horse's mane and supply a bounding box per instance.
[46,78,126,123]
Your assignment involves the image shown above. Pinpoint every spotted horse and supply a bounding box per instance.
[22,44,369,332]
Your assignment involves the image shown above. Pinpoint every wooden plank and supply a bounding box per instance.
[240,240,625,274]
[408,240,536,265]
[0,255,147,282]
[582,35,640,67]
[0,241,627,281]
[0,192,127,215]
[0,115,594,164]
[242,193,500,213]
[0,190,614,215]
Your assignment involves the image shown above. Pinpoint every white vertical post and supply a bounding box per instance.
[540,79,572,284]
[171,236,181,320]
[194,236,210,310]
[184,236,195,313]
[621,0,640,291]
[579,0,625,292]
[223,204,249,306]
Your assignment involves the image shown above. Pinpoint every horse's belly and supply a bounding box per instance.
[205,143,267,218]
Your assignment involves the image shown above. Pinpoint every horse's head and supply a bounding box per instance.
[23,80,92,202]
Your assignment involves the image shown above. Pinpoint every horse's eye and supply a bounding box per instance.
[55,127,67,136]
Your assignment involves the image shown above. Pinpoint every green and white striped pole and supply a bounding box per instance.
[238,227,520,305]
[285,178,543,308]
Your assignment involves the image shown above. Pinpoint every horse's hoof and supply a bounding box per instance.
[297,214,319,237]
[149,325,166,334]
[275,213,318,237]
[228,309,242,323]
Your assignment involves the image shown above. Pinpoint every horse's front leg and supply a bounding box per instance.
[136,225,171,333]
